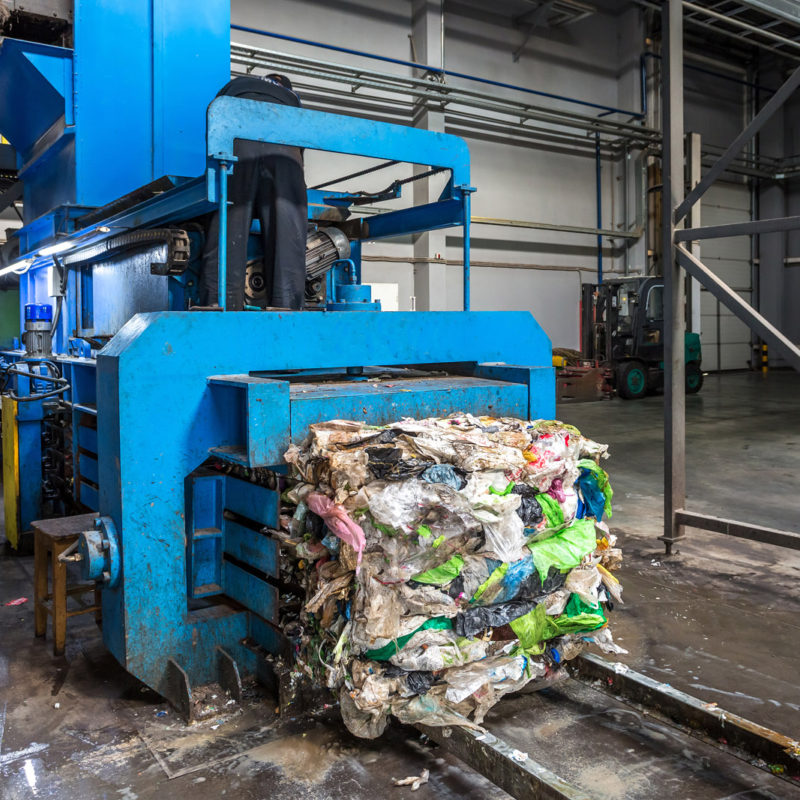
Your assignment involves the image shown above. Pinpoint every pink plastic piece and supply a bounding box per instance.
[307,493,366,567]
[547,478,566,503]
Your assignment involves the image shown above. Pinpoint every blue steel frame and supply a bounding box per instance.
[97,311,554,702]
[12,100,477,324]
[86,103,550,704]
[0,0,229,251]
[206,97,475,310]
[4,98,555,708]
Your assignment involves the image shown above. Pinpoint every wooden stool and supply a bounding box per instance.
[33,513,101,656]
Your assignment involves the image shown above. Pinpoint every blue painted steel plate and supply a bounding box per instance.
[289,376,528,439]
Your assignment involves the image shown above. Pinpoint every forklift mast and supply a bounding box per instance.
[579,277,702,399]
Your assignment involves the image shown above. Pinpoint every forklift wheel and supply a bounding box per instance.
[616,361,647,400]
[686,361,704,394]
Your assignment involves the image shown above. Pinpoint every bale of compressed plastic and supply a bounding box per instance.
[278,414,623,738]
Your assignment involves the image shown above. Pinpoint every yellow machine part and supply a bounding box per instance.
[552,355,567,368]
[2,394,20,548]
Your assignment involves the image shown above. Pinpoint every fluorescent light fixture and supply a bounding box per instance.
[0,258,34,277]
[38,240,75,257]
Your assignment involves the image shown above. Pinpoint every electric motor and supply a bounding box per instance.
[23,303,53,358]
[305,226,350,281]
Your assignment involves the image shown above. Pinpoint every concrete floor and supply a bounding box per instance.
[1,371,799,799]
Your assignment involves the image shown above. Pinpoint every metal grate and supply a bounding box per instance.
[511,0,596,60]
[637,0,800,61]
[535,0,596,27]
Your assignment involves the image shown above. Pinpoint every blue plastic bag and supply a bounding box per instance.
[576,468,607,520]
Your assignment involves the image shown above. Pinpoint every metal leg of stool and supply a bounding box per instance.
[34,532,48,638]
[52,543,67,656]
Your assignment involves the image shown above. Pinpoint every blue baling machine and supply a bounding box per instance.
[0,1,554,714]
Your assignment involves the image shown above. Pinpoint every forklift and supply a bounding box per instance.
[580,276,703,399]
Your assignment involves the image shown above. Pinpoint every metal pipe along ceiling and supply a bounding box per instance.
[230,23,645,119]
[230,43,655,145]
[230,45,792,179]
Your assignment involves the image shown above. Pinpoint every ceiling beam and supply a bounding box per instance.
[735,0,800,27]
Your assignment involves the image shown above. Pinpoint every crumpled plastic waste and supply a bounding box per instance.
[565,564,602,606]
[528,519,597,582]
[422,463,467,490]
[512,484,544,527]
[455,598,537,638]
[576,459,613,521]
[367,447,434,481]
[390,633,489,673]
[280,413,620,738]
[444,653,532,704]
[411,554,465,585]
[306,493,366,566]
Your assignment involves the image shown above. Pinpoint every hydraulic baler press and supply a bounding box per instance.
[0,1,555,714]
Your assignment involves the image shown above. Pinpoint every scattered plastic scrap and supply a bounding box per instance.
[3,597,28,606]
[278,414,622,738]
[510,749,529,763]
[392,769,430,790]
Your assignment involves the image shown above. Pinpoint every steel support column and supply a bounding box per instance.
[411,0,448,312]
[661,0,686,553]
[659,9,800,553]
[686,132,702,334]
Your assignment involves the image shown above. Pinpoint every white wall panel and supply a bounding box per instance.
[228,1,773,368]
[229,0,624,349]
[697,182,752,370]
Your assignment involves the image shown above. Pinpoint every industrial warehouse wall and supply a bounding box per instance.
[697,182,753,371]
[786,186,800,349]
[782,91,800,349]
[230,0,636,349]
[683,63,753,371]
[230,0,768,363]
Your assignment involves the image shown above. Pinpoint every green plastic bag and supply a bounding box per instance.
[553,593,606,633]
[509,602,549,655]
[471,562,509,602]
[535,493,565,529]
[365,616,452,661]
[563,592,596,617]
[510,594,607,654]
[411,554,465,585]
[527,519,597,582]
